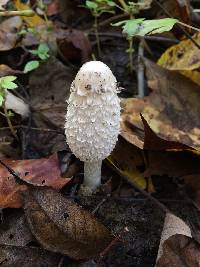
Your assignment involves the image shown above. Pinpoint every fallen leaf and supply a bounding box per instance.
[29,56,74,128]
[0,64,23,76]
[57,29,92,63]
[0,245,61,267]
[156,213,200,267]
[0,16,22,51]
[121,58,200,151]
[0,31,18,51]
[109,136,153,190]
[0,0,9,10]
[0,210,33,246]
[1,154,70,188]
[156,212,192,261]
[0,153,70,208]
[24,187,113,260]
[156,0,191,26]
[47,0,60,16]
[158,32,200,86]
[14,0,45,27]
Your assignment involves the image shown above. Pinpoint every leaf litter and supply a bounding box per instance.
[0,0,200,266]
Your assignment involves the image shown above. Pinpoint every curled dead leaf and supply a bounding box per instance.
[24,187,113,260]
[0,153,70,208]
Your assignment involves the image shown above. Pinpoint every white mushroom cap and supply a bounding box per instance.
[65,61,120,162]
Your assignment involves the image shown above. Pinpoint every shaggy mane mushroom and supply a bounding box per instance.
[65,61,120,194]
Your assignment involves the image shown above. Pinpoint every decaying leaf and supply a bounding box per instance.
[0,245,61,267]
[0,64,23,76]
[0,153,70,188]
[0,16,23,51]
[121,58,200,151]
[24,187,113,260]
[57,29,92,63]
[29,57,74,128]
[156,213,200,267]
[0,210,33,246]
[0,0,9,10]
[158,32,200,86]
[109,137,153,190]
[0,153,70,208]
[14,0,45,27]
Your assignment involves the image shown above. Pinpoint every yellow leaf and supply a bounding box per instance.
[14,0,45,27]
[158,32,200,86]
[107,156,154,192]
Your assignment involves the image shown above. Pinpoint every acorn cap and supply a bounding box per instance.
[65,61,120,162]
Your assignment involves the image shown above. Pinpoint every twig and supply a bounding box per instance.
[105,159,171,214]
[92,197,107,214]
[137,40,145,98]
[88,32,179,44]
[177,21,200,33]
[153,0,200,49]
[3,104,18,140]
[96,227,129,267]
[98,13,128,28]
[0,10,34,17]
[0,125,64,134]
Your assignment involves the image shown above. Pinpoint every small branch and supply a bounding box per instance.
[177,21,200,33]
[3,105,18,140]
[153,0,200,49]
[137,40,145,98]
[105,159,171,214]
[96,227,129,267]
[118,0,128,11]
[0,10,34,17]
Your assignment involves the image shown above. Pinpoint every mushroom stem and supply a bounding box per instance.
[84,161,102,191]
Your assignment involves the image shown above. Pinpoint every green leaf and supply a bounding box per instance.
[0,95,4,107]
[107,1,116,7]
[38,43,49,55]
[86,1,98,10]
[38,43,50,60]
[122,18,145,38]
[137,18,178,36]
[117,18,178,38]
[112,20,128,27]
[24,60,40,73]
[0,76,17,89]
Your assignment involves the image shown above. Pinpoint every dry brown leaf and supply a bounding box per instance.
[0,210,33,246]
[156,213,200,267]
[0,64,23,76]
[24,187,113,260]
[157,235,200,267]
[29,57,74,129]
[57,29,92,63]
[121,58,200,151]
[1,154,70,188]
[0,153,70,208]
[0,0,9,10]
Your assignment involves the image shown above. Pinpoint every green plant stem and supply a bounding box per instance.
[94,15,101,57]
[0,10,34,16]
[3,105,18,140]
[118,0,128,11]
[128,38,133,73]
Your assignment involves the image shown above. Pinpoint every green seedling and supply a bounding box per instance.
[84,0,116,56]
[113,0,178,72]
[0,76,18,138]
[24,43,50,73]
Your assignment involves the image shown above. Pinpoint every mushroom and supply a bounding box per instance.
[65,61,120,193]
